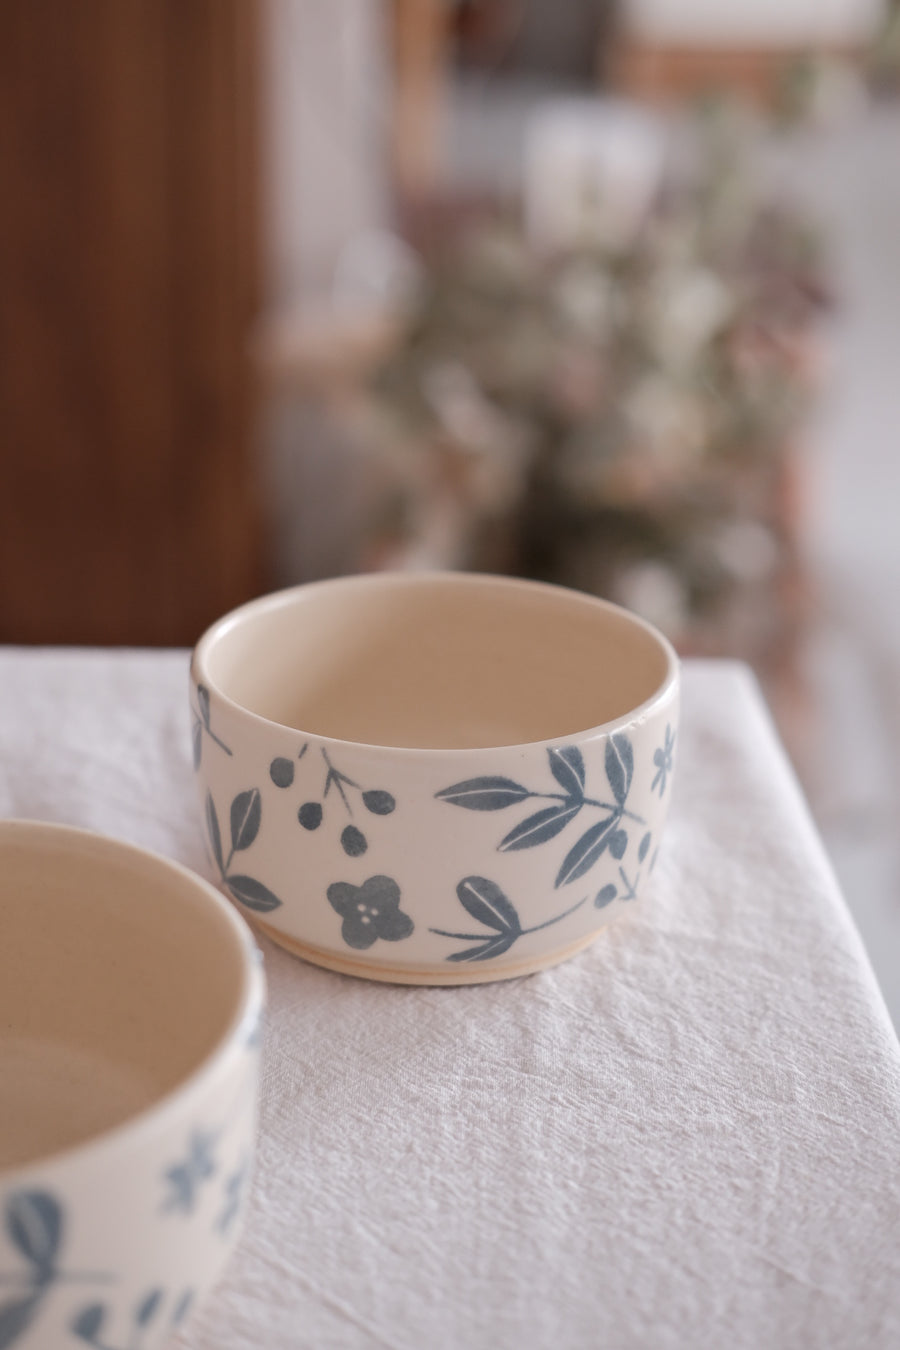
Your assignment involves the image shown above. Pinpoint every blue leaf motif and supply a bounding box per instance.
[230,789,261,852]
[197,685,211,730]
[555,815,618,887]
[192,719,202,770]
[226,875,282,913]
[609,828,628,860]
[605,735,634,807]
[498,801,581,852]
[434,738,646,908]
[362,789,395,815]
[638,831,652,862]
[6,1192,60,1278]
[0,1294,42,1349]
[547,746,585,799]
[435,777,531,810]
[71,1304,105,1342]
[456,877,522,936]
[446,931,517,963]
[433,878,590,961]
[136,1289,163,1327]
[171,1290,195,1328]
[205,792,224,874]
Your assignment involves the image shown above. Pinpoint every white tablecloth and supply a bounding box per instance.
[1,650,898,1350]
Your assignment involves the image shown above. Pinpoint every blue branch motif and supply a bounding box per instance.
[594,832,654,910]
[435,736,644,888]
[1,1175,225,1347]
[0,1192,109,1349]
[270,744,397,860]
[191,684,232,771]
[595,866,638,908]
[71,1285,195,1350]
[0,1191,61,1349]
[431,877,589,963]
[652,725,676,797]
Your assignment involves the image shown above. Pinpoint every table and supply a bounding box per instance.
[1,650,898,1349]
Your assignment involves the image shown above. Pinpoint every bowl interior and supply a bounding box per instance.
[0,824,250,1170]
[201,574,672,749]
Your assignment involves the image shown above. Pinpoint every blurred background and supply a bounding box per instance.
[2,1,899,1024]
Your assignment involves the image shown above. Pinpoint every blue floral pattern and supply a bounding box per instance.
[326,876,414,950]
[193,693,675,970]
[0,1191,109,1349]
[162,1133,218,1216]
[160,1071,257,1232]
[275,744,397,859]
[205,789,283,914]
[431,877,588,963]
[191,684,232,771]
[436,737,644,888]
[594,865,639,909]
[71,1285,195,1349]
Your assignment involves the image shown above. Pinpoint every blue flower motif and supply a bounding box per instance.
[326,876,414,950]
[163,1132,217,1215]
[651,725,676,797]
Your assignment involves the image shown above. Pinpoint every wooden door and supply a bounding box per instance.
[0,0,263,644]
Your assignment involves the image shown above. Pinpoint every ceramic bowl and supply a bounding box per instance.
[0,821,264,1350]
[191,572,679,985]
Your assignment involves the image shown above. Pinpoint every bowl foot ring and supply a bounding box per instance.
[250,918,607,985]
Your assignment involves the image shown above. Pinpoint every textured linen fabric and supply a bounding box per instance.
[1,649,898,1350]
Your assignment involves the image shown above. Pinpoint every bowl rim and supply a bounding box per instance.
[0,819,265,1182]
[191,571,680,756]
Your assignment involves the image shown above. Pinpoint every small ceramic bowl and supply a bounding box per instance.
[191,572,679,985]
[0,821,264,1350]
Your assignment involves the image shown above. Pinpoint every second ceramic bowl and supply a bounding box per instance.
[0,821,264,1350]
[191,572,679,984]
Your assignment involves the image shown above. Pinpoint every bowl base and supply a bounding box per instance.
[251,918,606,985]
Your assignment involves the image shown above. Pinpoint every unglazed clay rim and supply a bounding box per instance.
[0,819,265,1181]
[192,571,680,754]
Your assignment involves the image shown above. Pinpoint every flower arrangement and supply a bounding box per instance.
[359,100,830,656]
